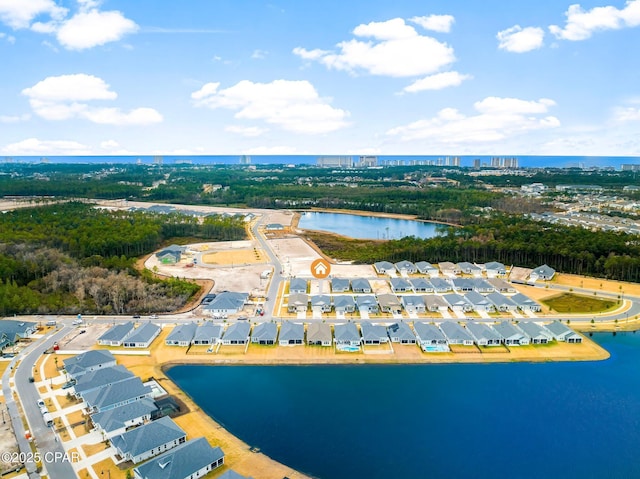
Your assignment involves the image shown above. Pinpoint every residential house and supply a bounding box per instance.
[192,322,223,345]
[133,437,224,479]
[278,322,304,346]
[443,293,473,313]
[155,245,186,264]
[310,295,333,314]
[511,293,542,312]
[451,278,475,293]
[0,320,37,351]
[251,323,278,345]
[485,261,507,278]
[413,322,449,352]
[334,322,361,347]
[377,294,402,314]
[289,278,308,294]
[493,322,530,346]
[287,293,309,313]
[74,365,134,399]
[351,278,373,294]
[439,262,460,276]
[486,292,518,312]
[165,323,197,347]
[112,416,187,464]
[373,261,396,275]
[465,291,495,313]
[410,277,433,293]
[439,321,474,345]
[98,321,135,346]
[306,323,332,346]
[64,350,117,380]
[83,376,153,413]
[509,266,533,284]
[424,295,449,313]
[387,322,416,344]
[360,321,389,345]
[530,264,556,281]
[471,279,495,293]
[203,292,249,317]
[518,321,553,344]
[466,322,502,346]
[91,398,158,439]
[333,295,356,314]
[123,322,161,348]
[429,277,452,293]
[331,278,350,293]
[415,261,439,277]
[487,278,516,293]
[544,321,583,343]
[401,295,426,314]
[390,278,413,293]
[457,262,482,277]
[221,322,251,345]
[356,295,379,314]
[394,260,417,275]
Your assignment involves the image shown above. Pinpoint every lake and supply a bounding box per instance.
[167,333,640,479]
[297,211,444,239]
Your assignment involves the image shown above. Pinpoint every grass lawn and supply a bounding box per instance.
[542,293,618,314]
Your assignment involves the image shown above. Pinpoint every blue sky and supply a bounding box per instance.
[0,0,639,156]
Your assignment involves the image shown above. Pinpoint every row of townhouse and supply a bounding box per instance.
[97,321,161,348]
[286,291,542,314]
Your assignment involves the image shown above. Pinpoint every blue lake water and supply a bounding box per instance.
[167,333,640,479]
[297,211,444,240]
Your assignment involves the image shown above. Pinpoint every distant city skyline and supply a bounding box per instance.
[0,0,639,156]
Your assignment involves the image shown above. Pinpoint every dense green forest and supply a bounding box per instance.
[308,215,640,283]
[0,202,246,315]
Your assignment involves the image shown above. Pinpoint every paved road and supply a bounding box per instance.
[251,214,284,321]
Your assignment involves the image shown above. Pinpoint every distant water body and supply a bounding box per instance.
[298,212,444,240]
[167,333,640,479]
[4,155,639,168]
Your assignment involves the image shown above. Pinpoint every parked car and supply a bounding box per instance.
[149,314,159,319]
[133,314,141,319]
[37,399,45,408]
[28,376,35,383]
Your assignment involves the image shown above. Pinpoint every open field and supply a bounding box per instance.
[542,293,618,314]
[202,249,264,265]
[552,273,640,297]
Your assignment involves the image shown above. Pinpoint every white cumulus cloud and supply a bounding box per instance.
[191,79,349,134]
[409,14,455,33]
[0,0,67,29]
[387,96,560,144]
[2,137,91,155]
[403,71,471,93]
[56,9,138,50]
[497,25,545,52]
[550,0,640,41]
[293,17,456,78]
[22,73,162,125]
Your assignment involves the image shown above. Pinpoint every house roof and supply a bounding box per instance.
[394,260,416,270]
[306,322,332,343]
[279,322,304,341]
[466,322,502,342]
[471,279,494,290]
[443,293,471,307]
[387,322,416,341]
[410,278,433,290]
[390,278,413,291]
[451,278,475,290]
[204,292,248,311]
[166,323,198,343]
[74,365,135,397]
[112,416,186,458]
[492,321,525,340]
[125,322,160,344]
[511,293,541,308]
[331,278,350,291]
[83,376,151,411]
[333,295,356,308]
[486,278,514,290]
[91,397,158,434]
[351,278,372,291]
[217,470,254,479]
[413,322,447,342]
[438,261,457,271]
[222,322,251,341]
[457,261,481,271]
[374,261,395,272]
[310,295,332,307]
[98,321,135,343]
[360,321,388,341]
[415,261,437,272]
[377,293,401,308]
[465,291,492,307]
[289,278,308,292]
[0,320,37,345]
[334,322,360,342]
[429,278,452,290]
[193,323,223,342]
[288,293,309,307]
[439,321,474,342]
[356,295,377,307]
[401,295,425,307]
[532,264,556,278]
[518,321,551,339]
[133,437,224,479]
[485,261,506,271]
[544,321,575,338]
[486,292,517,308]
[64,350,116,376]
[252,322,278,341]
[424,295,448,308]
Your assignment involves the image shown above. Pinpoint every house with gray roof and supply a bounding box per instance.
[439,262,460,276]
[443,293,473,313]
[155,245,187,264]
[204,292,248,317]
[486,278,516,293]
[310,295,333,313]
[387,322,416,344]
[401,295,426,314]
[351,278,372,293]
[471,279,495,293]
[333,295,356,314]
[530,264,556,281]
[457,262,482,277]
[74,365,134,399]
[486,292,518,312]
[465,291,495,313]
[123,322,161,348]
[331,278,350,293]
[518,322,552,344]
[287,293,309,313]
[395,260,417,275]
[84,376,152,413]
[192,322,223,345]
[289,278,308,294]
[218,471,254,479]
[166,323,197,346]
[377,294,402,314]
[64,350,117,380]
[360,321,389,345]
[485,261,507,278]
[511,293,542,312]
[113,416,187,464]
[221,322,251,345]
[334,322,361,347]
[306,322,332,346]
[133,437,224,479]
[429,277,452,293]
[424,295,449,313]
[278,322,304,346]
[0,320,37,351]
[98,321,135,346]
[410,277,433,293]
[356,295,379,313]
[251,322,278,345]
[390,277,413,293]
[439,321,474,345]
[493,322,530,346]
[466,322,502,346]
[91,397,157,439]
[415,261,439,277]
[374,261,396,275]
[451,278,475,292]
[544,321,582,343]
[413,322,449,352]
